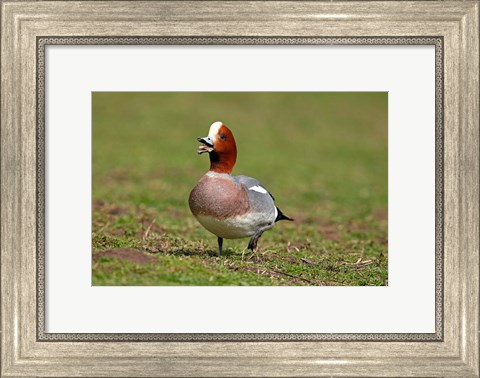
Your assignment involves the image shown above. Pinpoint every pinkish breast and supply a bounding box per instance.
[189,174,251,220]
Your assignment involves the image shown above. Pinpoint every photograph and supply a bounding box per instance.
[92,92,388,286]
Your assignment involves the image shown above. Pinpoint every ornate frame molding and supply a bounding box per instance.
[2,2,478,376]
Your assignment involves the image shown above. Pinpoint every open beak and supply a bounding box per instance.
[197,136,214,154]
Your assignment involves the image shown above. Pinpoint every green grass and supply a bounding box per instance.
[92,92,388,286]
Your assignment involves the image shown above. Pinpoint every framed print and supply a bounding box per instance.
[1,1,478,377]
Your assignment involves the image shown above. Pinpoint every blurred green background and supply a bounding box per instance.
[92,92,388,286]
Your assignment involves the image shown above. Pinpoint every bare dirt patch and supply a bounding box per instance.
[373,208,388,221]
[93,199,128,216]
[93,248,158,264]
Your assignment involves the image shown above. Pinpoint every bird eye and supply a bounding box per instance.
[220,133,226,140]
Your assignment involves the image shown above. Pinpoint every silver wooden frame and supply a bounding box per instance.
[1,1,478,376]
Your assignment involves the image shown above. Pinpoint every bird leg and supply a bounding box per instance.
[217,236,223,257]
[247,226,270,251]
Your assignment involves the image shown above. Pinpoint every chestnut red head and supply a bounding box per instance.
[197,121,237,174]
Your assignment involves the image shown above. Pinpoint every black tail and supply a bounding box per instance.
[275,207,294,222]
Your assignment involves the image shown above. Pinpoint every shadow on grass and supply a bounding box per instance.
[152,247,236,259]
[164,248,234,257]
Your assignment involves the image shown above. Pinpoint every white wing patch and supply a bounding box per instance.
[248,185,268,194]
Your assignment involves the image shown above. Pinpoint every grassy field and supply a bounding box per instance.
[92,92,388,286]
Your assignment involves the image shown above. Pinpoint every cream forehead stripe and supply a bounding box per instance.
[208,121,223,137]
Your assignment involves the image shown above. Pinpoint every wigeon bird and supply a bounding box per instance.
[189,121,293,256]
